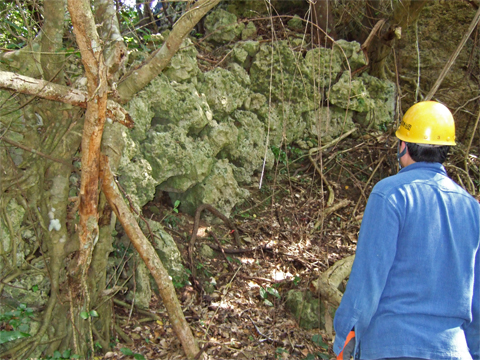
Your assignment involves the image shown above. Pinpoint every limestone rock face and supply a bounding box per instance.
[204,9,245,44]
[170,160,249,218]
[116,26,395,219]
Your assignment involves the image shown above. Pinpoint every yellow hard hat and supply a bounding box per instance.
[396,101,456,145]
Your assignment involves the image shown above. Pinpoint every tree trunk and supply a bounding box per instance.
[311,0,337,47]
[367,0,428,79]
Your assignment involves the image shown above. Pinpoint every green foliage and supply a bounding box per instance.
[39,349,80,360]
[271,145,288,165]
[0,303,34,333]
[0,6,34,49]
[80,310,99,320]
[120,347,146,360]
[196,262,212,278]
[0,330,30,345]
[173,200,181,213]
[260,285,281,306]
[162,200,181,228]
[171,265,191,289]
[0,304,34,346]
[271,145,305,167]
[301,335,330,359]
[275,347,289,358]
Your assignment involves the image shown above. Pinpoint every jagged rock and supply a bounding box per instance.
[200,244,216,259]
[2,274,50,309]
[304,106,356,143]
[359,73,396,129]
[204,9,245,44]
[198,67,250,118]
[285,289,326,330]
[220,110,274,184]
[304,47,343,89]
[203,120,239,155]
[333,40,367,72]
[329,71,375,113]
[170,160,249,218]
[143,126,215,194]
[233,41,259,69]
[163,38,200,83]
[145,75,212,135]
[147,220,185,281]
[288,15,304,30]
[266,102,310,144]
[251,40,312,103]
[242,22,257,40]
[118,157,157,208]
[117,20,394,220]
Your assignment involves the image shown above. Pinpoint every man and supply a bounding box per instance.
[333,101,480,360]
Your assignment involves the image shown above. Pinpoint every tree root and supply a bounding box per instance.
[310,255,355,307]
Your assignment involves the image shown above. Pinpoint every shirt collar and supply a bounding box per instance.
[399,162,447,176]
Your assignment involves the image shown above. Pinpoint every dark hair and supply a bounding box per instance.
[406,142,450,164]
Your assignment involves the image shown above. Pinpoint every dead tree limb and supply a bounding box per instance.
[0,70,134,128]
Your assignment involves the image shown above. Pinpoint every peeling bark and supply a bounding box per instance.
[100,155,200,360]
[94,0,128,82]
[68,0,108,286]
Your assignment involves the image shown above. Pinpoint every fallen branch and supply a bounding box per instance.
[100,155,200,360]
[313,199,352,231]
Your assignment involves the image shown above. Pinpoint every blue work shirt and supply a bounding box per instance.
[333,162,480,360]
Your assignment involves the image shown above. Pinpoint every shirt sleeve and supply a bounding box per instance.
[333,192,400,355]
[465,243,480,359]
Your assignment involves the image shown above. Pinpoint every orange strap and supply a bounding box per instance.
[337,331,356,360]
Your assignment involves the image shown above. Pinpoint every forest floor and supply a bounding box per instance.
[101,132,478,360]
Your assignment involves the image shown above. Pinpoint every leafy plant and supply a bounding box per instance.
[40,349,80,360]
[171,265,192,289]
[275,347,289,359]
[302,334,330,359]
[271,145,288,165]
[162,200,181,228]
[0,304,35,345]
[120,347,146,360]
[259,285,281,306]
[80,310,99,320]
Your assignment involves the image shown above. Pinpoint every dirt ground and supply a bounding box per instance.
[96,129,478,360]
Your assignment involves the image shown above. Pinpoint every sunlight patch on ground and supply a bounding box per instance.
[196,226,208,237]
